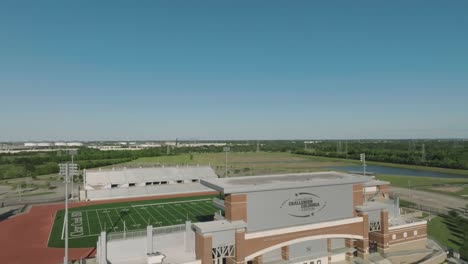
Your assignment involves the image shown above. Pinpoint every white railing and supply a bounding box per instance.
[107,224,187,241]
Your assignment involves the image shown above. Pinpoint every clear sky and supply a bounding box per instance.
[1,1,467,141]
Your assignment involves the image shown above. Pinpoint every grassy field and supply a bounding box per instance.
[364,160,468,176]
[48,195,218,248]
[125,152,352,176]
[428,215,464,250]
[375,174,468,197]
[125,152,468,196]
[297,153,468,176]
[375,174,468,188]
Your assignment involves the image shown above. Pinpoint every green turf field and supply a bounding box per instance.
[48,195,218,248]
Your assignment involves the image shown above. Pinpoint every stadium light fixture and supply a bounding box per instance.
[68,149,78,200]
[360,153,367,177]
[59,162,79,264]
[223,146,230,177]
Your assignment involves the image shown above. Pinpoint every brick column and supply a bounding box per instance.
[356,212,369,260]
[378,209,390,253]
[281,246,289,261]
[232,228,246,264]
[345,238,355,261]
[378,185,390,198]
[195,232,213,264]
[353,184,364,216]
[225,194,247,222]
[253,255,263,264]
[327,238,332,262]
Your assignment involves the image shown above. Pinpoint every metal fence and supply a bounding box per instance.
[107,223,186,241]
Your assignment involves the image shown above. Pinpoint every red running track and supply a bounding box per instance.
[0,191,217,264]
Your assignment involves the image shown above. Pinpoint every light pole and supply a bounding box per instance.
[59,162,78,264]
[68,149,78,200]
[360,153,367,176]
[223,146,230,177]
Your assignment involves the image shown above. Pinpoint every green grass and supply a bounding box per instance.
[375,174,468,188]
[297,153,468,176]
[428,216,464,250]
[48,194,219,248]
[125,152,352,176]
[365,160,468,176]
[375,174,468,198]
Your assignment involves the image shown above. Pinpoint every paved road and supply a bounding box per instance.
[391,186,467,211]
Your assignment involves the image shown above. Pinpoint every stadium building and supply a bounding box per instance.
[80,166,217,201]
[93,171,435,264]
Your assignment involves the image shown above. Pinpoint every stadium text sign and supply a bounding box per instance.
[280,192,327,218]
[70,211,84,237]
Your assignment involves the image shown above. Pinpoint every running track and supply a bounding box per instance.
[0,191,217,264]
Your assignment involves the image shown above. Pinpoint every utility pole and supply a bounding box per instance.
[59,162,78,264]
[421,143,426,162]
[69,150,77,200]
[223,146,230,177]
[360,153,367,176]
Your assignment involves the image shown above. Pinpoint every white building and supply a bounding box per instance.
[81,166,218,201]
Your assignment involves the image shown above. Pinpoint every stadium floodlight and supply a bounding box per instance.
[59,162,79,264]
[223,147,230,177]
[68,149,78,200]
[360,153,367,176]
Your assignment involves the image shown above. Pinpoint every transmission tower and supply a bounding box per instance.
[421,143,426,162]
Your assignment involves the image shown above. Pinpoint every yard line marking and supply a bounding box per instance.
[66,234,99,239]
[85,211,92,236]
[170,203,192,221]
[137,206,159,225]
[125,208,141,230]
[178,203,201,222]
[199,202,217,213]
[76,198,213,213]
[191,202,214,215]
[61,213,66,240]
[159,205,183,223]
[132,206,150,225]
[110,209,126,232]
[147,205,172,226]
[102,209,114,229]
[95,210,103,231]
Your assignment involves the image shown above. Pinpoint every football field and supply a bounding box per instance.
[48,195,218,248]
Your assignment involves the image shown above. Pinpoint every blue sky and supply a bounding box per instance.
[1,1,467,141]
